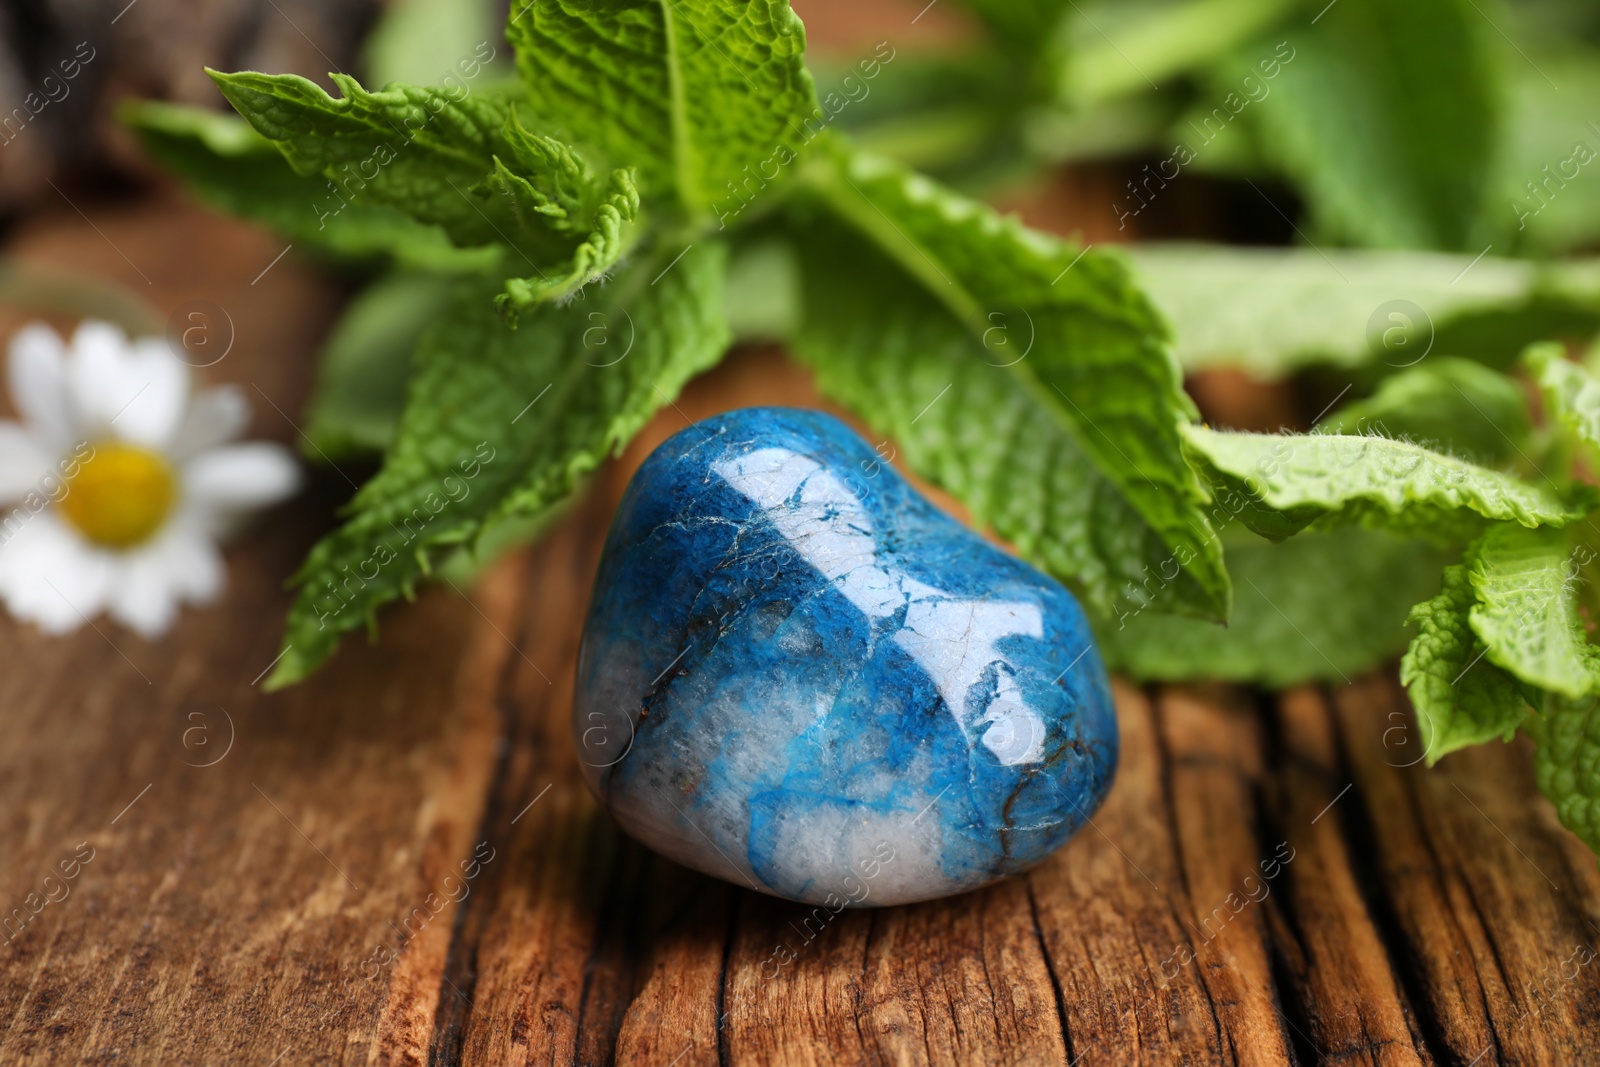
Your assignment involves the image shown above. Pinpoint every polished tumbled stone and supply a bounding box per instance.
[573,407,1118,906]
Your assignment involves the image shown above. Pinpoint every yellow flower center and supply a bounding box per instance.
[58,443,177,549]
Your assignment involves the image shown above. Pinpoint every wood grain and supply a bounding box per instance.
[2,195,1600,1067]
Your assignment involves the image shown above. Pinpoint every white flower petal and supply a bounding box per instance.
[67,323,191,447]
[106,522,226,638]
[184,443,301,515]
[107,551,180,638]
[169,385,250,461]
[0,513,114,634]
[120,339,191,448]
[65,320,129,433]
[8,323,74,449]
[0,421,55,503]
[154,521,224,602]
[171,533,224,604]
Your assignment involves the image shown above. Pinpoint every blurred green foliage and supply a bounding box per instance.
[836,0,1600,257]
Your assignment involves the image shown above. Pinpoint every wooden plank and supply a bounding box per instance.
[1329,676,1600,1066]
[0,200,513,1066]
[1267,687,1424,1066]
[721,866,1071,1067]
[1027,681,1226,1064]
[441,493,633,1067]
[856,878,1070,1066]
[1156,685,1294,1066]
[7,199,1600,1067]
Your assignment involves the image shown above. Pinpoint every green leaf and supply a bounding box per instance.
[495,163,640,314]
[1533,693,1600,857]
[1181,425,1592,542]
[209,70,524,243]
[954,0,1067,52]
[122,100,496,270]
[506,0,818,215]
[788,212,1222,620]
[1400,563,1530,764]
[1249,0,1504,249]
[207,69,639,307]
[1104,527,1450,687]
[795,136,1229,620]
[266,241,730,688]
[808,49,1035,185]
[1466,523,1600,698]
[1057,0,1297,106]
[724,236,799,343]
[1526,341,1600,459]
[1125,243,1600,377]
[1321,357,1532,466]
[302,273,462,459]
[363,0,500,87]
[1495,48,1600,256]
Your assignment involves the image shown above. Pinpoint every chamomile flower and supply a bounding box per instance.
[0,320,299,637]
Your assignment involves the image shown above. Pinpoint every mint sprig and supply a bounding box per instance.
[507,0,817,215]
[1181,425,1591,543]
[125,0,1600,868]
[1467,524,1600,700]
[1400,563,1530,763]
[788,202,1221,621]
[270,243,728,687]
[1318,357,1532,465]
[792,138,1229,621]
[1528,341,1600,459]
[1533,694,1600,858]
[123,101,498,271]
[1106,528,1447,687]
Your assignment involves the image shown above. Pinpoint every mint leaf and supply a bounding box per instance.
[267,241,729,688]
[1182,426,1591,542]
[788,214,1221,620]
[1526,341,1600,459]
[495,161,639,313]
[1321,357,1531,466]
[122,100,495,270]
[1126,243,1600,376]
[1466,523,1600,699]
[1058,0,1296,106]
[363,0,501,88]
[797,137,1228,620]
[1533,693,1600,857]
[1104,527,1448,687]
[724,236,799,343]
[506,0,818,215]
[207,69,639,305]
[808,50,1031,184]
[1401,563,1530,764]
[303,272,463,459]
[1496,49,1600,256]
[953,0,1065,52]
[1251,0,1503,249]
[209,70,526,244]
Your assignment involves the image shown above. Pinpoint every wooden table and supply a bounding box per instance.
[2,192,1599,1067]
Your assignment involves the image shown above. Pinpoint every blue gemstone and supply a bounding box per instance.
[574,407,1117,906]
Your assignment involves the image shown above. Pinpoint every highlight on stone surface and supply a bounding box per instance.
[573,407,1118,906]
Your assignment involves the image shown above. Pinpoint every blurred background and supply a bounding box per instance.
[0,0,379,207]
[4,0,1597,352]
[6,0,1598,236]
